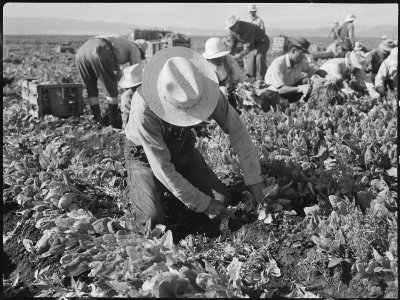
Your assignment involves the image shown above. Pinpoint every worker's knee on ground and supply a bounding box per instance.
[87,97,99,106]
[105,96,119,105]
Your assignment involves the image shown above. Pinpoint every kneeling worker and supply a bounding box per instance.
[262,36,316,111]
[124,47,266,226]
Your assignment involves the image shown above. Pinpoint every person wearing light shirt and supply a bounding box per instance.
[203,37,247,113]
[262,36,315,111]
[375,47,398,97]
[248,4,265,32]
[314,48,381,100]
[124,47,266,226]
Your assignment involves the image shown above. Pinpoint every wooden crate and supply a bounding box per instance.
[145,39,173,59]
[55,45,75,54]
[271,36,288,54]
[21,79,84,118]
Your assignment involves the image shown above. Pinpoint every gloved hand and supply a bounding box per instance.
[204,199,231,219]
[297,84,311,95]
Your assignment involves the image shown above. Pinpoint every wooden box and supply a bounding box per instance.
[21,79,84,118]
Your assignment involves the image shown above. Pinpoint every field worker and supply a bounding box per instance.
[119,64,143,129]
[368,39,396,82]
[336,13,356,51]
[203,37,247,113]
[315,49,380,100]
[75,35,148,128]
[328,20,340,40]
[375,47,398,97]
[225,14,270,81]
[326,38,349,58]
[248,4,265,32]
[124,47,266,226]
[262,36,316,111]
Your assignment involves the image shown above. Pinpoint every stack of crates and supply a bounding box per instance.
[21,79,84,118]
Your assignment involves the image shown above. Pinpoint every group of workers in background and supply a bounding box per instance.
[73,4,398,227]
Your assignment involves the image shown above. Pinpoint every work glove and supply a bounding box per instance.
[204,199,232,219]
[297,84,311,95]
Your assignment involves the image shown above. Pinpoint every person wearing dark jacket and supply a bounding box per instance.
[225,15,270,81]
[76,35,147,128]
[368,39,396,82]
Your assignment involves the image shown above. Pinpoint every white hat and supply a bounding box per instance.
[202,37,231,59]
[381,35,388,40]
[349,50,371,69]
[142,47,219,127]
[225,15,239,29]
[334,20,339,24]
[134,39,148,54]
[387,47,398,64]
[353,41,364,51]
[119,63,143,89]
[248,4,257,12]
[344,13,356,22]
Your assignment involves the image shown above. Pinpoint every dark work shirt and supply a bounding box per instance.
[229,20,269,55]
[370,48,389,75]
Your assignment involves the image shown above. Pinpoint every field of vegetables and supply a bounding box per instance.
[2,35,398,298]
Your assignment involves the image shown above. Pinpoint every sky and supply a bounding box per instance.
[3,2,398,30]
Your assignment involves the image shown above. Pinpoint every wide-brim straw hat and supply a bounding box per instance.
[134,39,148,54]
[202,37,231,59]
[248,4,257,12]
[119,63,143,89]
[225,15,239,29]
[379,39,396,52]
[142,46,220,127]
[344,13,356,22]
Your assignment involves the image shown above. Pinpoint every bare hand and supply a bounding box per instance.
[204,199,230,219]
[297,84,311,95]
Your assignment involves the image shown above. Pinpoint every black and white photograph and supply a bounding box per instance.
[3,2,398,298]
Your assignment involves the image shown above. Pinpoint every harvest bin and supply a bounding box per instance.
[21,79,84,118]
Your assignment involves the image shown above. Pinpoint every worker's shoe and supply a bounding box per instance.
[90,105,103,124]
[108,104,122,129]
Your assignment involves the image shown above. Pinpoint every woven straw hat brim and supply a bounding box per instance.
[119,77,142,89]
[142,46,220,127]
[202,50,231,60]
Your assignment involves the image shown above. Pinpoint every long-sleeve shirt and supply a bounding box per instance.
[337,22,355,47]
[328,26,339,39]
[319,58,379,98]
[250,16,265,32]
[264,53,315,91]
[125,87,263,212]
[370,48,389,75]
[229,20,269,56]
[95,35,142,66]
[375,55,398,88]
[211,55,247,87]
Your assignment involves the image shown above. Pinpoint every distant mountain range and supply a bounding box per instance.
[3,17,398,38]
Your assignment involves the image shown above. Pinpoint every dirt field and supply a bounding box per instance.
[2,35,398,298]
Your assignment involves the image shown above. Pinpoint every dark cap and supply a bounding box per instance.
[288,36,311,54]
